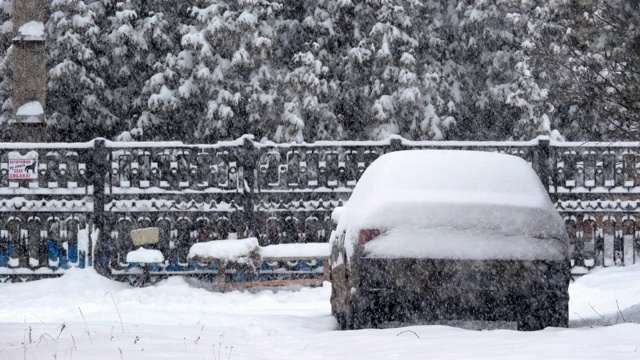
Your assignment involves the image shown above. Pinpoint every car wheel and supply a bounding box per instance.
[330,245,350,330]
[331,248,376,330]
[348,293,380,330]
[335,309,348,330]
[330,270,342,325]
[332,281,352,330]
[347,299,364,330]
[517,291,569,331]
[339,289,360,330]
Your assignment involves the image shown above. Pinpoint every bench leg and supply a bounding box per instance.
[217,262,226,292]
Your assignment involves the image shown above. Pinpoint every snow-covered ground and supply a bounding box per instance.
[1,265,640,359]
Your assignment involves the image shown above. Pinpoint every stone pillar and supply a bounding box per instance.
[11,0,47,142]
[10,0,47,268]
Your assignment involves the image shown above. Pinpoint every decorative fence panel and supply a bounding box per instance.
[0,143,94,281]
[99,139,248,278]
[1,136,640,281]
[549,142,640,273]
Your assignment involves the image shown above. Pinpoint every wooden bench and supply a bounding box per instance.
[188,240,331,292]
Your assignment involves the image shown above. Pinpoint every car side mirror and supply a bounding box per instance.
[331,206,344,225]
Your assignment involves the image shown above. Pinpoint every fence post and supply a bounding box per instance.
[91,139,109,276]
[389,137,403,153]
[240,137,258,240]
[536,137,553,201]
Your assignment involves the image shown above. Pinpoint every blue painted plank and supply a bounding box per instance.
[68,243,78,263]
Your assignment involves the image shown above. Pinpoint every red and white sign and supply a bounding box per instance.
[8,157,38,180]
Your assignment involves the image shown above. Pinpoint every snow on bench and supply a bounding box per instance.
[260,243,331,260]
[188,238,260,264]
[187,238,330,262]
[126,247,164,263]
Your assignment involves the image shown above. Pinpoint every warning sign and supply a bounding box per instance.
[8,157,38,180]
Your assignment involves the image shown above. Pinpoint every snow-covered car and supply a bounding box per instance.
[330,150,570,331]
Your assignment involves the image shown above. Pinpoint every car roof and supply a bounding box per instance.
[353,150,547,200]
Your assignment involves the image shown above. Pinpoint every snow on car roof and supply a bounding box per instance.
[351,150,549,204]
[336,150,566,252]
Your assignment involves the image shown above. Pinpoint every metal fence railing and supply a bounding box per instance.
[1,135,639,281]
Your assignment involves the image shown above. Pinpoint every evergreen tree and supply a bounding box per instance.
[0,0,636,142]
[0,0,13,131]
[127,0,191,140]
[360,0,426,140]
[104,0,148,134]
[526,0,640,140]
[140,0,286,142]
[47,0,119,141]
[278,0,342,142]
[467,0,554,140]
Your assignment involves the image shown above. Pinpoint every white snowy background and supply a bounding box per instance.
[1,265,640,359]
